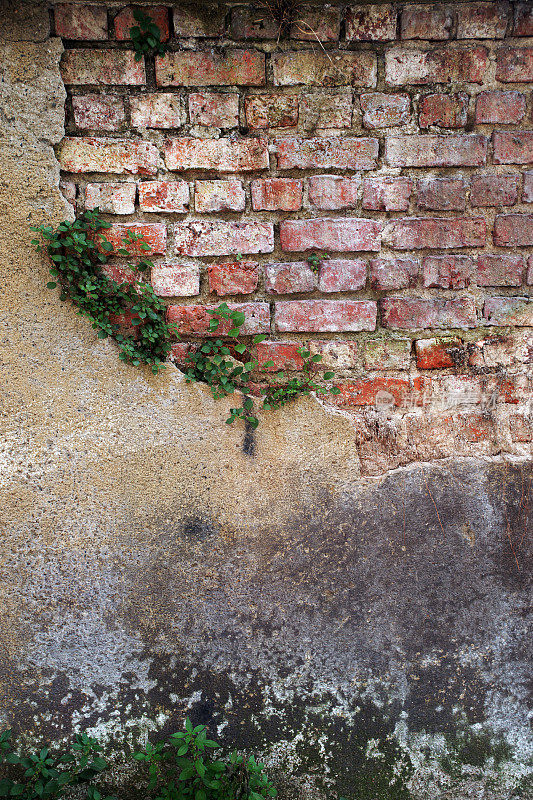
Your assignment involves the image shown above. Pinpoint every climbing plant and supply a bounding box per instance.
[129,8,168,60]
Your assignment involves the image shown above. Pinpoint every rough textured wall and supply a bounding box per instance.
[0,2,531,799]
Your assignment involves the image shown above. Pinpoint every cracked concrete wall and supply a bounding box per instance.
[0,3,531,799]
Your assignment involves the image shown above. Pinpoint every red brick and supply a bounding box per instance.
[291,7,341,41]
[251,178,303,211]
[363,340,411,370]
[230,7,279,39]
[272,51,376,87]
[369,258,418,290]
[265,262,316,294]
[457,2,510,39]
[173,5,225,37]
[493,214,533,246]
[189,92,239,128]
[102,263,136,285]
[276,137,378,170]
[470,174,520,207]
[381,297,477,329]
[130,94,184,128]
[208,261,259,296]
[59,137,158,175]
[156,50,265,87]
[318,259,366,292]
[55,3,107,39]
[138,181,189,213]
[483,297,533,326]
[167,302,270,336]
[300,90,353,129]
[72,95,125,131]
[386,217,486,250]
[385,134,487,167]
[362,177,412,211]
[280,218,381,253]
[419,93,468,128]
[523,172,533,203]
[170,342,196,367]
[99,223,166,256]
[510,415,532,443]
[476,255,524,287]
[345,5,397,41]
[195,180,245,213]
[401,5,453,40]
[165,137,269,172]
[275,300,377,332]
[245,95,298,129]
[475,91,526,124]
[513,4,533,37]
[309,341,360,370]
[422,255,474,289]
[308,176,360,210]
[173,221,274,257]
[61,49,145,85]
[360,93,410,128]
[385,46,488,85]
[60,179,77,210]
[256,342,304,372]
[151,263,199,297]
[496,48,533,83]
[416,177,467,211]
[330,377,422,408]
[493,131,533,165]
[84,182,136,214]
[415,337,463,369]
[114,5,169,40]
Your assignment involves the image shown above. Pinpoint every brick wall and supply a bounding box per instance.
[55,1,532,454]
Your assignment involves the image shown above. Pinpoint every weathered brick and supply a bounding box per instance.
[493,214,533,246]
[416,177,467,211]
[99,223,166,256]
[61,50,145,85]
[276,137,378,170]
[385,46,488,85]
[173,5,225,37]
[308,175,360,210]
[84,182,136,214]
[208,261,259,296]
[318,259,366,292]
[272,51,376,87]
[475,91,525,124]
[331,377,424,408]
[457,2,510,39]
[476,255,524,287]
[300,90,353,129]
[385,134,487,167]
[401,5,453,40]
[244,94,298,129]
[422,255,474,289]
[280,218,381,253]
[130,93,184,128]
[275,300,377,332]
[195,180,245,213]
[102,263,136,285]
[291,7,341,40]
[55,3,107,39]
[415,337,463,369]
[386,217,486,250]
[165,138,269,172]
[345,5,397,41]
[173,221,274,257]
[256,342,304,371]
[363,340,411,370]
[496,47,533,82]
[251,178,302,211]
[188,92,239,128]
[468,333,533,368]
[72,94,125,131]
[510,415,532,443]
[151,263,199,297]
[59,137,158,174]
[60,179,77,209]
[470,174,520,207]
[483,297,533,326]
[156,50,265,87]
[114,5,169,40]
[362,177,412,211]
[230,7,279,39]
[170,342,196,366]
[493,131,533,165]
[167,303,270,336]
[529,256,533,284]
[523,172,533,203]
[381,297,477,329]
[419,93,468,128]
[308,341,360,370]
[513,4,533,36]
[360,93,410,128]
[369,258,418,290]
[265,262,316,294]
[138,181,190,213]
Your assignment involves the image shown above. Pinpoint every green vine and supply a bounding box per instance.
[129,8,168,61]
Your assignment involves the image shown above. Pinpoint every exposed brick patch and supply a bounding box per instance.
[419,93,468,128]
[72,95,125,131]
[275,300,377,332]
[173,5,225,37]
[415,337,463,369]
[245,95,298,129]
[167,302,270,336]
[308,176,360,210]
[276,137,378,170]
[360,93,410,128]
[272,51,377,87]
[470,174,520,206]
[61,50,145,85]
[130,94,185,129]
[416,177,467,211]
[195,179,245,213]
[300,90,353,130]
[208,261,259,296]
[385,217,486,249]
[493,131,533,164]
[138,181,190,213]
[456,2,510,39]
[280,218,382,253]
[84,182,136,214]
[385,134,487,167]
[99,223,167,256]
[381,297,478,329]
[173,220,274,257]
[513,4,533,36]
[369,258,419,291]
[251,179,303,211]
[401,5,453,40]
[256,342,304,371]
[493,214,533,246]
[265,262,316,294]
[345,5,397,41]
[475,91,526,124]
[165,137,269,172]
[362,177,413,211]
[495,47,533,82]
[151,263,199,297]
[363,339,411,370]
[59,137,158,174]
[114,6,169,40]
[422,255,474,289]
[291,7,341,41]
[188,92,239,128]
[476,254,524,287]
[55,3,107,39]
[156,51,265,87]
[317,259,367,293]
[385,46,488,85]
[483,297,533,326]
